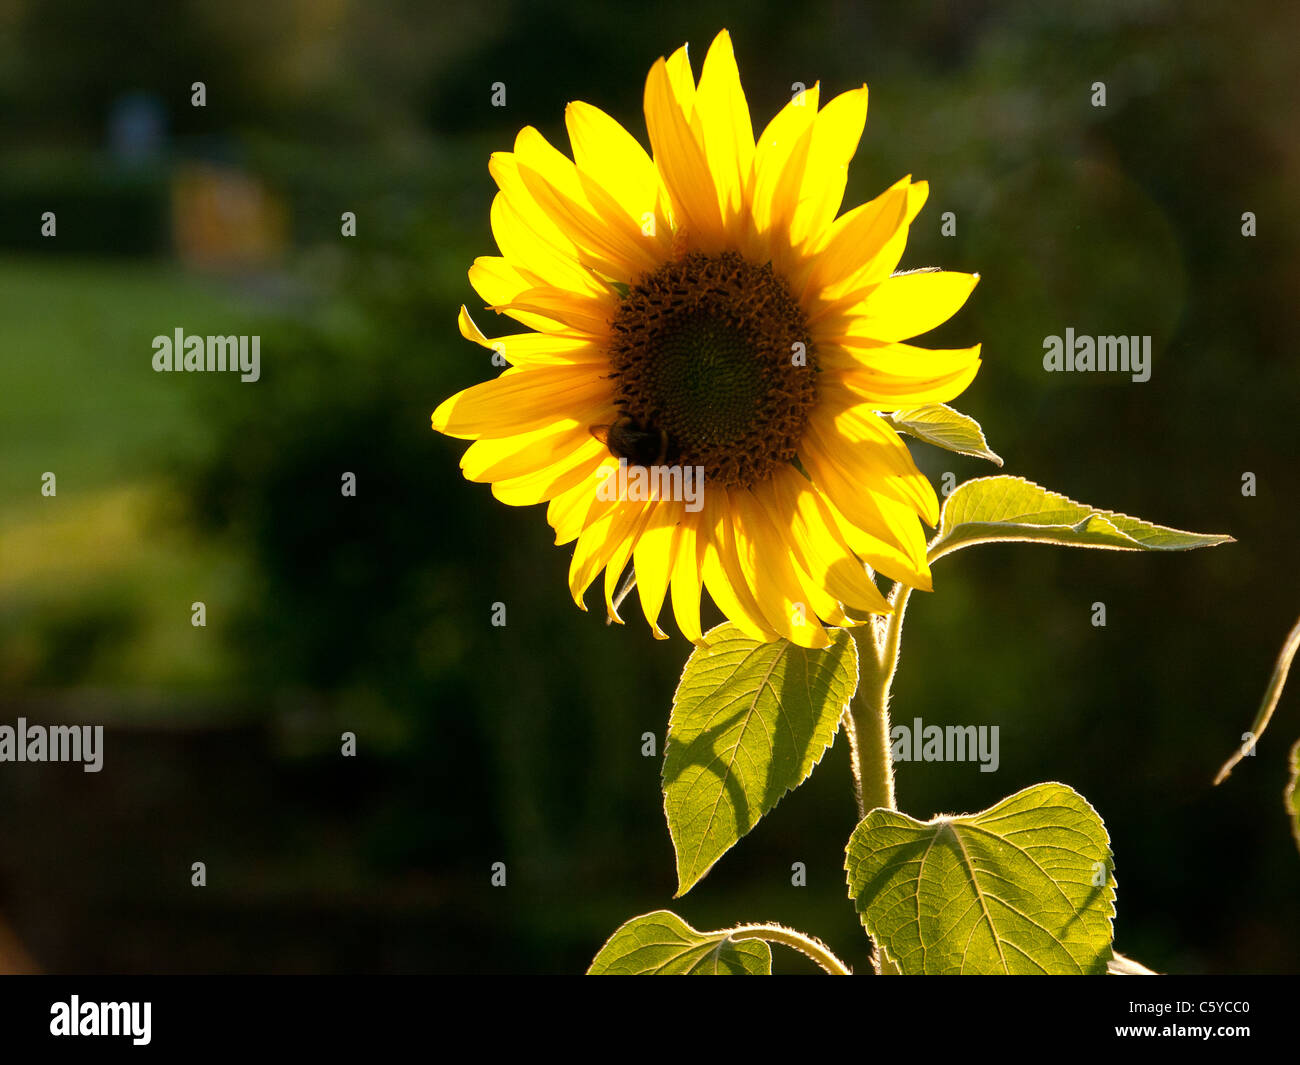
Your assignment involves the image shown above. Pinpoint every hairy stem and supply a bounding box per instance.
[848,583,913,815]
[728,923,852,975]
[845,584,915,975]
[840,705,865,820]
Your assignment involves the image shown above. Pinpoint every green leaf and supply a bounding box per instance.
[664,623,858,896]
[882,404,1003,466]
[587,910,771,974]
[1214,613,1300,785]
[845,782,1116,974]
[929,475,1233,563]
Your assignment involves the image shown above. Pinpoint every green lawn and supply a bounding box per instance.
[1,256,262,689]
[0,255,263,507]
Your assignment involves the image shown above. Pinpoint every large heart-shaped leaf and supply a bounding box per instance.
[845,782,1116,974]
[664,623,858,896]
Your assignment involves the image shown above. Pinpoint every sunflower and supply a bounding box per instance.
[432,29,980,649]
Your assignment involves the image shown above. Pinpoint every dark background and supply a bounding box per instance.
[1,0,1296,974]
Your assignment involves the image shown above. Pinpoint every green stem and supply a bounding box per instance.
[1214,611,1300,784]
[839,706,865,820]
[847,583,915,976]
[727,923,852,975]
[848,583,913,815]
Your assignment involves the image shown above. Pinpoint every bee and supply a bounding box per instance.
[590,414,676,467]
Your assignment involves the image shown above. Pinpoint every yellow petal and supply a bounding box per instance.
[663,42,700,112]
[431,365,612,439]
[468,257,575,333]
[603,503,656,622]
[825,490,932,592]
[461,420,603,481]
[820,178,930,298]
[730,487,830,647]
[798,176,909,302]
[485,442,608,507]
[816,270,979,341]
[694,30,755,240]
[904,179,929,224]
[764,466,891,614]
[644,50,726,250]
[806,403,939,525]
[564,101,673,258]
[568,500,647,609]
[819,342,982,409]
[491,287,616,338]
[547,464,619,545]
[798,430,931,577]
[457,306,604,366]
[786,549,860,628]
[632,500,681,638]
[788,85,869,250]
[488,151,583,262]
[668,509,705,643]
[700,491,779,642]
[508,127,660,279]
[748,82,820,263]
[490,194,610,300]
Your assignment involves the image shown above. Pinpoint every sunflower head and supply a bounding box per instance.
[433,29,981,649]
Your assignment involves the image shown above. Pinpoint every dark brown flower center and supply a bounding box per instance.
[606,251,816,489]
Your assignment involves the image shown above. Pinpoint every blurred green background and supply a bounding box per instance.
[1,0,1297,974]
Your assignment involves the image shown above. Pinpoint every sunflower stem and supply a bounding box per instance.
[727,923,852,975]
[839,706,866,821]
[849,583,913,815]
[847,584,913,975]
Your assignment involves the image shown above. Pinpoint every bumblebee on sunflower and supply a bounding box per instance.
[434,29,981,649]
